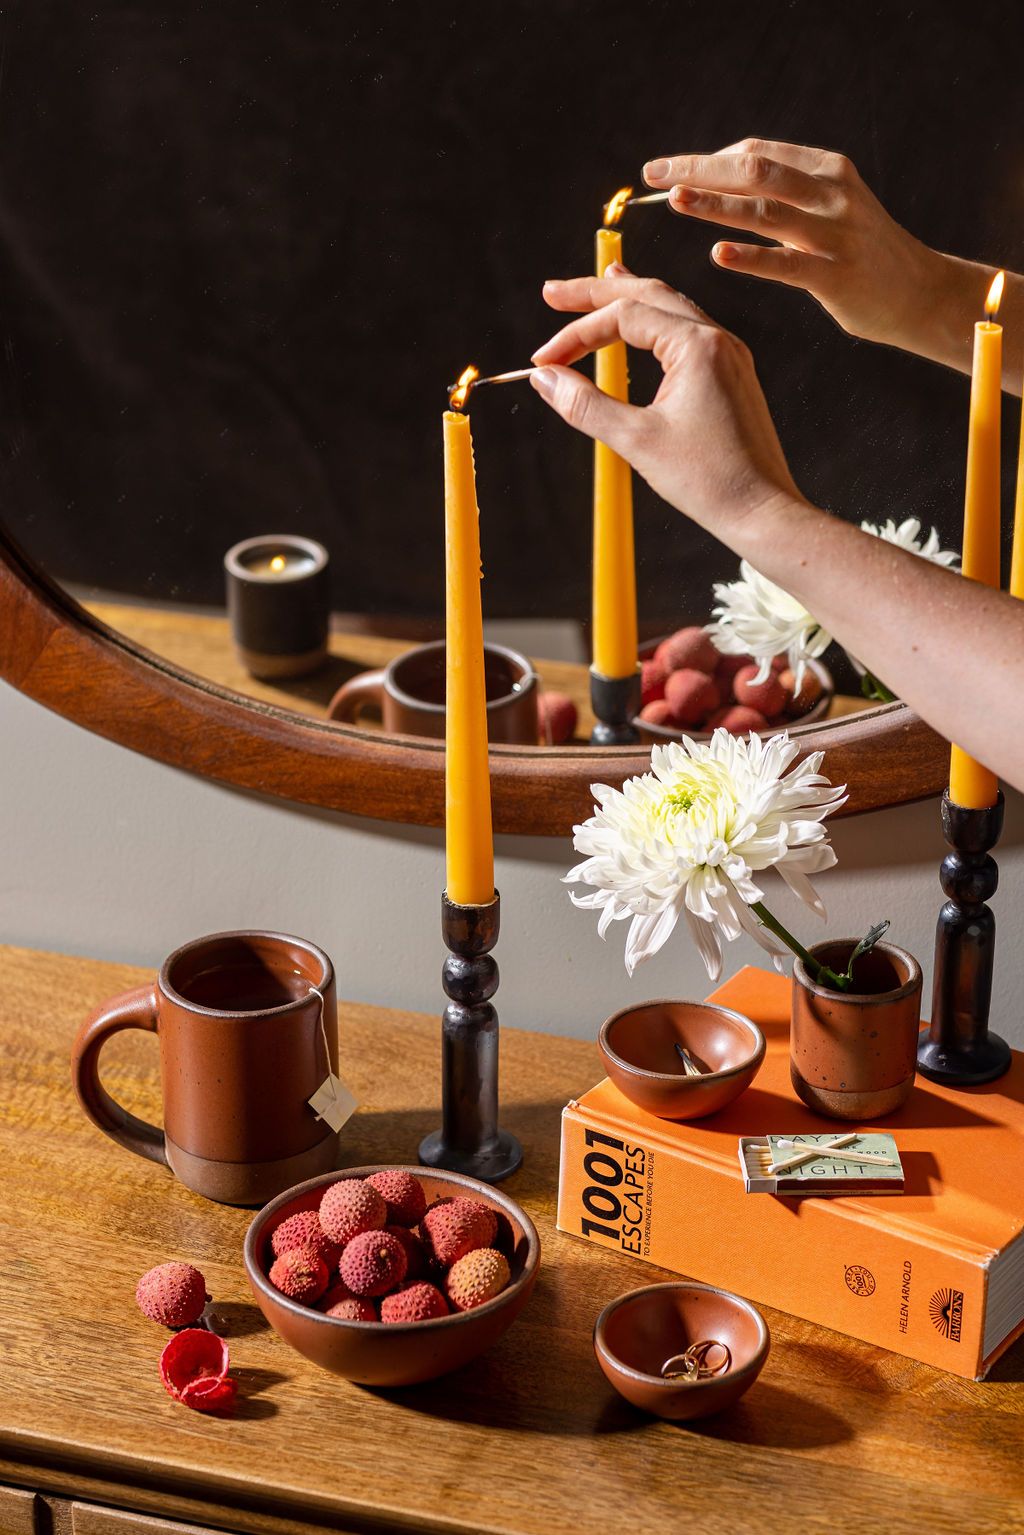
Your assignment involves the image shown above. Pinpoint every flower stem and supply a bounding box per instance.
[860,671,897,704]
[751,901,850,991]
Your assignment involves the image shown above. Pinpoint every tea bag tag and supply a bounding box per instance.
[306,986,358,1133]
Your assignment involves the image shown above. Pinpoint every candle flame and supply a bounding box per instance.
[269,554,286,573]
[985,270,1005,319]
[602,185,633,227]
[448,364,479,412]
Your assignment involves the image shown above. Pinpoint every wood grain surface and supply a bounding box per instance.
[0,526,949,836]
[0,945,1021,1535]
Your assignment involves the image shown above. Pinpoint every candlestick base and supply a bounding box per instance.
[417,891,523,1185]
[917,790,1012,1088]
[590,667,642,746]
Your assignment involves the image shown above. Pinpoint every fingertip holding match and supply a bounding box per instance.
[530,367,557,400]
[713,242,739,263]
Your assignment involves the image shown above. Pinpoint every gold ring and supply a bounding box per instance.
[660,1338,732,1382]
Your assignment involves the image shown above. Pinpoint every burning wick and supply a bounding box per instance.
[269,554,287,573]
[602,184,672,227]
[448,364,535,412]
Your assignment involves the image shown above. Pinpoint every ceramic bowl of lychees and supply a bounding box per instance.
[635,627,832,743]
[243,1165,540,1387]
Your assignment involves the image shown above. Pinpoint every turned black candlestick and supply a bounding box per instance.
[590,667,642,746]
[918,790,1012,1086]
[419,891,523,1183]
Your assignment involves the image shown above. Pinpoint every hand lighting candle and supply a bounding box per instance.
[948,272,1004,809]
[443,384,495,907]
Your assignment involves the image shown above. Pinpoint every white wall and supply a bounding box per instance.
[3,681,1023,1046]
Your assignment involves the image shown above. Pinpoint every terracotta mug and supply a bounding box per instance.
[791,938,922,1120]
[71,931,339,1205]
[327,639,539,743]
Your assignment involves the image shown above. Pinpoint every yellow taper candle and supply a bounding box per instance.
[592,221,638,680]
[949,271,1004,809]
[1011,354,1024,601]
[443,407,495,906]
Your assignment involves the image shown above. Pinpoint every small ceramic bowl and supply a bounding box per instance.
[244,1165,540,1387]
[599,1000,765,1119]
[594,1281,770,1420]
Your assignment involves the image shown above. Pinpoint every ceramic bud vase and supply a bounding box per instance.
[790,939,922,1120]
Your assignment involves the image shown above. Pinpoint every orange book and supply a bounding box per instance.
[557,966,1024,1379]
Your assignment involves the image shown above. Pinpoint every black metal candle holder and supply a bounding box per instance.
[917,790,1012,1087]
[418,891,523,1183]
[590,667,642,746]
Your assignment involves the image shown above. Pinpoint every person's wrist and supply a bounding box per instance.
[897,246,983,372]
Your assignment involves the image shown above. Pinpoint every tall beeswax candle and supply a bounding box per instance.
[592,224,638,681]
[443,409,495,906]
[949,273,1004,809]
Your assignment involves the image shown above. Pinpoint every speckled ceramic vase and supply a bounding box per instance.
[72,931,339,1205]
[791,939,922,1120]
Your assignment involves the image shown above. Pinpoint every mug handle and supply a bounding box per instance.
[327,669,386,723]
[71,984,167,1165]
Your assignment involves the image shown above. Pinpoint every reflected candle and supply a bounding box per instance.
[224,534,330,680]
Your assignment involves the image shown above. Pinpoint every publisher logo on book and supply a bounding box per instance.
[844,1264,876,1298]
[930,1287,964,1342]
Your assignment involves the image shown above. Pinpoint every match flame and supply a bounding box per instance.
[985,270,1005,320]
[269,554,286,573]
[448,364,479,412]
[602,185,633,227]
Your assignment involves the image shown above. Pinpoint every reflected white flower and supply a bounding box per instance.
[858,516,960,569]
[707,561,830,690]
[565,731,847,983]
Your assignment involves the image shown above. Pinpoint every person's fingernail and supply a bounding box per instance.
[542,278,563,288]
[531,367,557,399]
[714,242,738,262]
[644,158,671,183]
[671,184,698,206]
[605,261,628,276]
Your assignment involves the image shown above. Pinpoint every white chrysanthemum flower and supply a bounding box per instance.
[565,731,847,983]
[706,561,830,690]
[858,516,960,569]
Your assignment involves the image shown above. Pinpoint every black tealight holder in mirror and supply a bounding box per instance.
[224,534,330,680]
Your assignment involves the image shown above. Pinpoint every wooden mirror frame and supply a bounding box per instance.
[0,526,949,834]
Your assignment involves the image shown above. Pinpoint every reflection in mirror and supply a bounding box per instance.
[1,8,1018,750]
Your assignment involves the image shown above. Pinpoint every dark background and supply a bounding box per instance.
[1,0,1022,629]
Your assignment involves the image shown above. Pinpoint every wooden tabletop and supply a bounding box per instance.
[1,945,1021,1535]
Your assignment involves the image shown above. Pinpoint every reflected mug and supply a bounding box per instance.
[71,930,339,1206]
[327,639,539,743]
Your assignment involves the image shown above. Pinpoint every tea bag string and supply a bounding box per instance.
[308,985,340,1114]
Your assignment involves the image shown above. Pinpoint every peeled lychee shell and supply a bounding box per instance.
[270,1210,341,1268]
[420,1198,497,1269]
[385,1223,425,1280]
[779,666,823,715]
[366,1169,427,1228]
[538,691,578,745]
[324,1294,377,1322]
[640,656,668,707]
[381,1282,450,1323]
[733,664,786,716]
[268,1245,329,1304]
[708,705,770,734]
[339,1229,408,1297]
[664,668,720,727]
[319,1178,387,1245]
[446,1248,511,1312]
[639,699,677,728]
[136,1262,209,1329]
[654,626,719,676]
[159,1328,235,1413]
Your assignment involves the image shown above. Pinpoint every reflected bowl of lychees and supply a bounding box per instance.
[243,1165,540,1386]
[634,628,832,743]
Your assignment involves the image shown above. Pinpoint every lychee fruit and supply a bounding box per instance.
[381,1282,450,1323]
[708,705,770,734]
[779,666,823,716]
[136,1262,209,1328]
[664,668,720,727]
[385,1223,425,1280]
[538,691,578,745]
[733,664,785,716]
[714,651,755,683]
[640,656,668,707]
[268,1245,329,1304]
[323,1294,377,1322]
[366,1169,427,1228]
[339,1229,408,1297]
[319,1178,387,1246]
[654,626,719,676]
[420,1197,497,1268]
[639,699,677,729]
[445,1248,511,1312]
[270,1210,341,1268]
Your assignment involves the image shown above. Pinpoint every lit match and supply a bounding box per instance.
[448,365,535,411]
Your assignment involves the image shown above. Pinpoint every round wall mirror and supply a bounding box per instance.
[2,7,1008,830]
